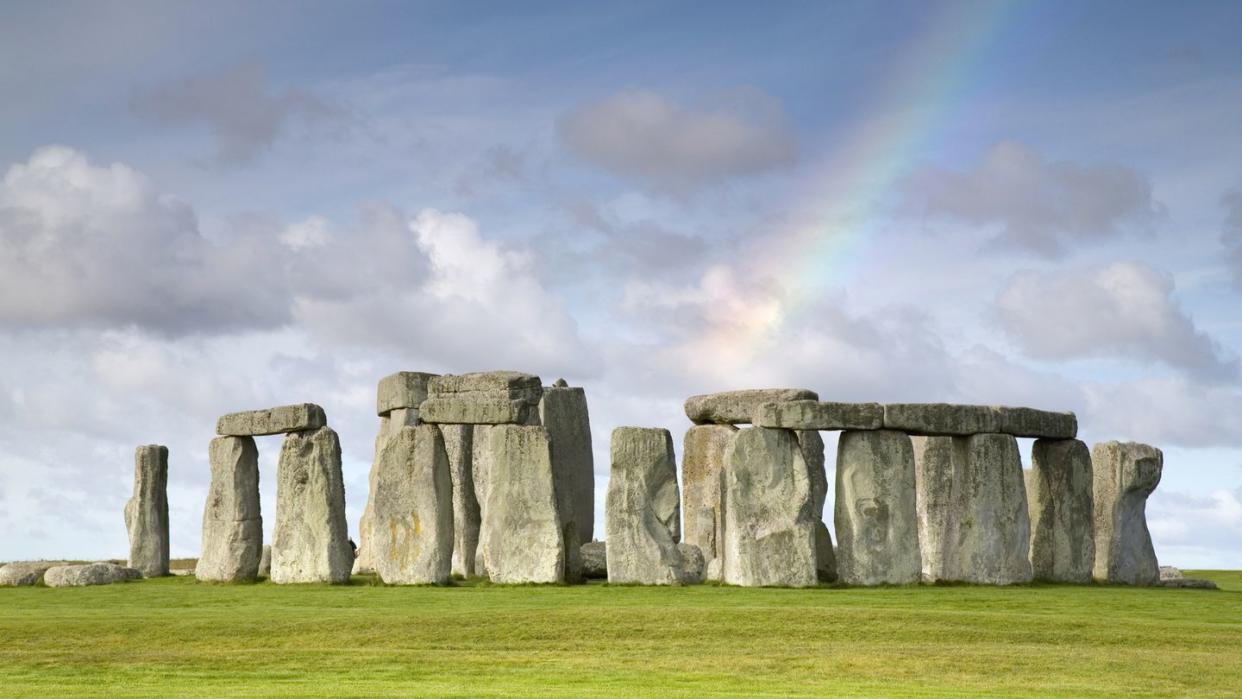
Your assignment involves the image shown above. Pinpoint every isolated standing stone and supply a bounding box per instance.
[606,427,689,585]
[125,444,170,578]
[539,384,595,550]
[797,430,838,583]
[912,436,956,582]
[198,436,263,583]
[216,403,327,436]
[1028,439,1095,583]
[949,434,1032,584]
[441,423,479,578]
[272,426,352,584]
[835,430,920,585]
[477,425,565,583]
[755,400,883,431]
[44,563,141,587]
[682,424,737,566]
[1093,441,1163,586]
[685,389,818,425]
[371,425,454,585]
[722,427,817,587]
[376,371,437,415]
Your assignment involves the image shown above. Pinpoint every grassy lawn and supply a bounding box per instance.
[1,571,1239,697]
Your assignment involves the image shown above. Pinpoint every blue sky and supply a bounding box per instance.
[2,0,1241,567]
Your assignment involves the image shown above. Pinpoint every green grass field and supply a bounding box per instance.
[2,572,1240,697]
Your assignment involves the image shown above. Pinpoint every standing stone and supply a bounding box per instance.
[682,424,737,567]
[798,430,838,583]
[539,384,593,581]
[1028,439,1095,583]
[442,423,479,578]
[125,444,170,578]
[357,409,420,575]
[258,545,272,578]
[477,425,565,583]
[606,427,689,585]
[1093,441,1163,586]
[913,436,957,581]
[272,427,352,584]
[835,430,920,585]
[198,436,262,583]
[949,434,1032,584]
[371,425,454,585]
[685,388,819,425]
[722,427,817,587]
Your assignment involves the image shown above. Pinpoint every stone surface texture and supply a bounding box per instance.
[376,371,438,415]
[370,425,454,585]
[272,426,352,584]
[441,423,479,578]
[125,444,170,578]
[883,403,1000,436]
[357,410,420,575]
[755,400,883,431]
[258,545,271,578]
[0,561,68,586]
[995,407,1078,439]
[952,434,1033,584]
[539,385,595,554]
[797,430,838,583]
[1092,441,1163,586]
[834,430,921,585]
[606,427,689,585]
[681,424,737,566]
[581,541,608,579]
[216,403,326,436]
[677,543,706,583]
[44,563,141,587]
[722,427,817,587]
[912,436,956,582]
[198,436,263,583]
[685,388,819,425]
[476,425,565,583]
[1028,439,1095,582]
[420,397,539,425]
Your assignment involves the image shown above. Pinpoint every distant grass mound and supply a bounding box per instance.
[1,571,1239,696]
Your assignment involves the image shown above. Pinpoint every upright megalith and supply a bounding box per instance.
[798,430,838,583]
[912,436,956,582]
[441,423,479,577]
[198,436,263,583]
[357,406,421,575]
[682,424,737,568]
[722,427,817,587]
[1029,439,1095,583]
[422,371,543,425]
[371,425,454,585]
[685,388,818,425]
[606,427,690,585]
[835,430,920,585]
[125,444,170,578]
[476,425,565,583]
[539,383,593,580]
[272,426,352,584]
[1092,441,1163,585]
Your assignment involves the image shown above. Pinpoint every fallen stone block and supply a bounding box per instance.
[1159,577,1218,589]
[272,426,353,584]
[477,425,565,583]
[1159,565,1183,581]
[883,403,999,436]
[835,430,921,585]
[682,424,737,567]
[44,562,141,587]
[125,445,170,578]
[539,384,595,561]
[371,425,454,585]
[678,543,706,584]
[685,388,819,425]
[722,427,817,587]
[581,541,607,579]
[376,371,438,416]
[606,427,690,585]
[216,403,327,437]
[994,406,1077,439]
[1093,441,1163,586]
[755,400,883,431]
[198,436,263,583]
[0,561,68,586]
[1028,439,1094,583]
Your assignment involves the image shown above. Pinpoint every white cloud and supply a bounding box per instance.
[903,141,1162,256]
[559,88,795,188]
[1223,189,1242,288]
[279,216,331,251]
[996,261,1235,380]
[1149,487,1242,568]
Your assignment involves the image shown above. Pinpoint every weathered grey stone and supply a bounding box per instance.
[420,396,539,425]
[912,436,956,582]
[796,430,838,583]
[125,444,170,578]
[606,427,689,585]
[678,543,706,583]
[429,370,543,397]
[1160,577,1218,589]
[539,385,595,557]
[705,557,723,582]
[681,425,737,566]
[1093,441,1163,586]
[1028,439,1094,583]
[883,403,999,436]
[0,561,68,586]
[356,410,420,575]
[441,423,479,578]
[258,545,271,578]
[376,371,438,415]
[581,541,608,579]
[952,434,1032,584]
[755,401,883,431]
[371,425,454,585]
[835,430,920,585]
[995,407,1077,439]
[272,426,352,584]
[477,425,565,583]
[1159,565,1183,580]
[44,563,141,587]
[216,403,327,436]
[198,436,263,583]
[685,388,819,425]
[722,427,817,587]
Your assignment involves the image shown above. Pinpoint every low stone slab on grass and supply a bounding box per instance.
[216,404,327,436]
[0,561,69,586]
[43,563,142,587]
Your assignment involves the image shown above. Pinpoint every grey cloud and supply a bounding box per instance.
[903,141,1163,256]
[1223,189,1242,288]
[131,63,341,164]
[996,261,1235,380]
[559,88,796,188]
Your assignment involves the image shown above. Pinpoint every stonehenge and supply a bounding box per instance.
[44,562,142,587]
[1028,439,1095,583]
[0,561,69,586]
[685,388,818,425]
[606,427,690,584]
[125,445,170,578]
[835,430,920,585]
[198,435,263,583]
[1093,441,1163,585]
[476,424,565,583]
[272,426,353,584]
[370,425,454,585]
[681,424,736,569]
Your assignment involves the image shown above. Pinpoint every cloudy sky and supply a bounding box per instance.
[2,1,1241,568]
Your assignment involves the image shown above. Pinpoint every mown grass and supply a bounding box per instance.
[1,571,1239,697]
